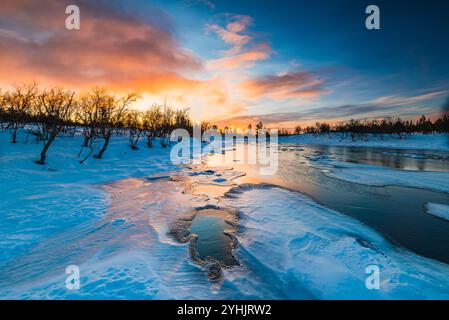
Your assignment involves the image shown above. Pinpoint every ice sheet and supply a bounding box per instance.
[311,159,449,194]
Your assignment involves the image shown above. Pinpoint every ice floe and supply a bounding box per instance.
[311,159,449,194]
[426,203,449,221]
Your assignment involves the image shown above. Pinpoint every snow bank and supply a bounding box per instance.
[0,130,177,265]
[426,203,449,221]
[280,133,449,151]
[222,185,449,299]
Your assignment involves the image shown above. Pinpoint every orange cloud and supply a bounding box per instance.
[206,14,253,51]
[240,71,327,100]
[0,0,202,94]
[205,14,271,71]
[226,15,253,33]
[206,24,251,48]
[0,2,326,127]
[0,0,252,123]
[207,45,271,70]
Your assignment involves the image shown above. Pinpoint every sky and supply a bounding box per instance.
[0,0,448,128]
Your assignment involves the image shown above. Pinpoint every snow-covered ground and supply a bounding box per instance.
[280,133,449,151]
[1,129,449,299]
[0,130,178,264]
[426,203,449,222]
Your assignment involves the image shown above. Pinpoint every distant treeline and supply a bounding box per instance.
[294,115,449,137]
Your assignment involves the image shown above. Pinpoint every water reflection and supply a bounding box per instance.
[289,145,449,172]
[204,143,449,264]
[190,208,238,267]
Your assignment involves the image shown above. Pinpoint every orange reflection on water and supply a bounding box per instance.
[202,146,312,194]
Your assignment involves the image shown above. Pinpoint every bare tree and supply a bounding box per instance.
[76,89,106,162]
[174,108,192,130]
[5,83,38,143]
[78,93,98,148]
[141,105,191,148]
[125,109,144,150]
[201,121,211,134]
[0,89,7,129]
[94,92,138,159]
[34,88,76,164]
[142,105,163,148]
[160,106,175,147]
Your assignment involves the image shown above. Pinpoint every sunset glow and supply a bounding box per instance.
[1,0,448,128]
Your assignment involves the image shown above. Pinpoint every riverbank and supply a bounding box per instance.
[280,133,449,151]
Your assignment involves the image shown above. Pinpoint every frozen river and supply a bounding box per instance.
[205,144,449,264]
